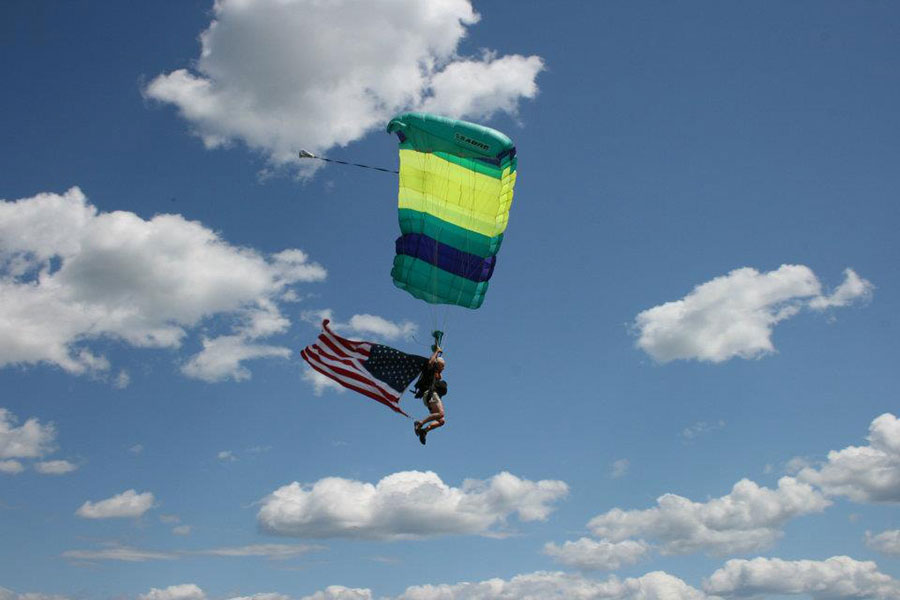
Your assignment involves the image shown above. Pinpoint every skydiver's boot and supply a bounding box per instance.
[418,428,427,445]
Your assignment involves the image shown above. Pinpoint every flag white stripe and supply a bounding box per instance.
[321,330,370,360]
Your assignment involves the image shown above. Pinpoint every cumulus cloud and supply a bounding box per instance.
[0,408,56,459]
[34,459,78,475]
[395,571,708,600]
[586,477,829,556]
[257,470,567,540]
[144,0,544,172]
[866,529,900,556]
[0,188,325,380]
[75,489,155,519]
[139,585,205,600]
[703,556,900,599]
[544,538,651,572]
[796,413,900,503]
[300,589,372,600]
[634,265,873,363]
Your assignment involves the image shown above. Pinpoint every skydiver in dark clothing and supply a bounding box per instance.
[413,346,446,445]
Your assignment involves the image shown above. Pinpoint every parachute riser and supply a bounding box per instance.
[298,150,398,174]
[431,330,444,354]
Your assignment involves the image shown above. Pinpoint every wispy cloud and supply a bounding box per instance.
[75,489,155,519]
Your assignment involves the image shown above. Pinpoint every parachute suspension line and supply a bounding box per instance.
[298,150,399,174]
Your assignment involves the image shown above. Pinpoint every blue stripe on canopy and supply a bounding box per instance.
[395,233,496,283]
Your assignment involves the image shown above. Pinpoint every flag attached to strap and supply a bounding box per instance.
[301,320,428,416]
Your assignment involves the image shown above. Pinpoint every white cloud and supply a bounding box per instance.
[182,335,292,382]
[197,543,320,559]
[809,268,874,310]
[0,188,325,379]
[301,310,417,342]
[257,470,567,540]
[0,408,56,459]
[797,413,900,503]
[34,460,78,475]
[634,265,872,363]
[0,460,24,474]
[301,589,372,600]
[395,571,708,600]
[0,590,69,600]
[114,370,131,389]
[230,595,290,600]
[419,53,544,120]
[75,489,155,519]
[62,546,177,562]
[144,0,543,172]
[610,459,629,479]
[62,542,318,562]
[130,444,144,454]
[302,367,345,396]
[586,477,830,556]
[703,556,900,599]
[342,314,417,341]
[866,529,900,556]
[218,450,236,462]
[173,525,192,536]
[139,585,206,600]
[544,538,651,571]
[682,420,725,441]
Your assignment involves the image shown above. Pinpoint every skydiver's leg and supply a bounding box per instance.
[421,397,445,433]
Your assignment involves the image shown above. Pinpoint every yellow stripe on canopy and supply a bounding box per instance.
[397,149,515,239]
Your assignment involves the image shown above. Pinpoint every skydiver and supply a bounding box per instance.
[413,346,447,445]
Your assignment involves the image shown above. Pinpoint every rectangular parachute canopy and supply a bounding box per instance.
[386,112,517,309]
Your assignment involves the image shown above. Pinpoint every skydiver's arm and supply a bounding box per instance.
[428,346,442,366]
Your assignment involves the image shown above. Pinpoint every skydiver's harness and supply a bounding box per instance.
[414,366,447,402]
[413,330,447,404]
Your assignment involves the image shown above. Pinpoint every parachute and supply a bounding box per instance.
[386,113,517,309]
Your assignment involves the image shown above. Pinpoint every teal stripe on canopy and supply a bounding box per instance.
[398,209,504,259]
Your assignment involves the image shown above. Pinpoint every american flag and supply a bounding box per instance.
[301,320,428,416]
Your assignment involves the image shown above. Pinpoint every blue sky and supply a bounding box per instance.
[1,1,899,599]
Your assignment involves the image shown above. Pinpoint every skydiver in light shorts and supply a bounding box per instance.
[413,346,447,445]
